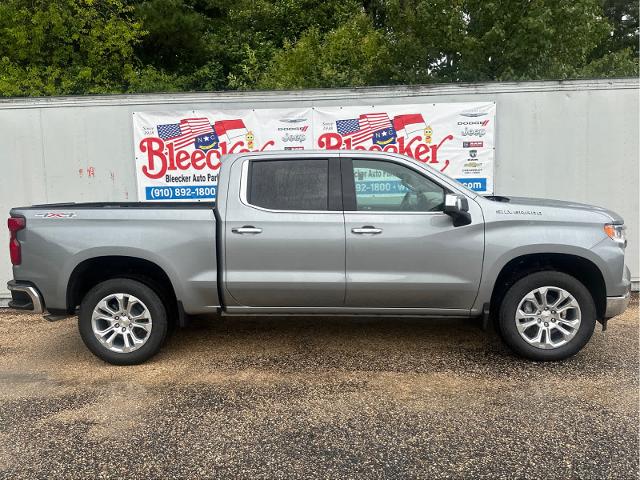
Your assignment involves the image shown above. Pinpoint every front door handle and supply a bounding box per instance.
[232,226,263,234]
[351,226,383,235]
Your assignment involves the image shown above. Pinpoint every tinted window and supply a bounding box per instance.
[352,159,445,212]
[249,159,329,211]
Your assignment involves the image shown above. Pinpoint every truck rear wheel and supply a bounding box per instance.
[78,279,168,365]
[498,271,596,361]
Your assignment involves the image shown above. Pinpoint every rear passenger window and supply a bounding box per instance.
[248,159,329,211]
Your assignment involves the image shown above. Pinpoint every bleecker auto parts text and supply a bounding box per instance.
[165,173,218,183]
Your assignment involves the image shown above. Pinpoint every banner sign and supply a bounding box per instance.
[133,102,495,201]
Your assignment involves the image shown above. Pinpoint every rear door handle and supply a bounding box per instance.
[351,226,383,235]
[232,226,263,234]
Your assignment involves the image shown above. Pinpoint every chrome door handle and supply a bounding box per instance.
[351,226,383,234]
[232,226,263,234]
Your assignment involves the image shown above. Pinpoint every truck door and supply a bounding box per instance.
[342,156,484,312]
[223,155,345,309]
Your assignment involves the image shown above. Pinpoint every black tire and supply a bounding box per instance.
[498,271,596,361]
[78,278,168,365]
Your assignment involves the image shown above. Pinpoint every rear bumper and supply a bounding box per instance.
[7,280,45,314]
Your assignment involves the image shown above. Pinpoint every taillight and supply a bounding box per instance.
[8,217,25,265]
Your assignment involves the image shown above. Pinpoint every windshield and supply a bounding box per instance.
[406,157,478,197]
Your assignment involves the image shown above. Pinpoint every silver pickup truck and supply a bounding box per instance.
[7,151,631,364]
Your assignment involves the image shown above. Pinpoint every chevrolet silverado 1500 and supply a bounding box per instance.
[7,151,631,364]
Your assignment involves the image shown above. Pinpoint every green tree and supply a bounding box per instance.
[583,0,639,77]
[256,14,393,89]
[134,0,210,73]
[599,0,639,56]
[130,0,363,91]
[217,0,364,88]
[130,0,227,90]
[0,0,148,96]
[456,0,638,81]
[376,0,468,84]
[365,0,638,84]
[0,0,637,96]
[252,0,638,89]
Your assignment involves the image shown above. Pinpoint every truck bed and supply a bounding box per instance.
[10,202,220,315]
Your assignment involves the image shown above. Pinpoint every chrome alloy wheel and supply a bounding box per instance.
[515,286,582,350]
[91,293,152,354]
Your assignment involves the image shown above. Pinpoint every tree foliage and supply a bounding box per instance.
[256,14,393,89]
[0,0,637,96]
[456,0,620,81]
[0,0,145,95]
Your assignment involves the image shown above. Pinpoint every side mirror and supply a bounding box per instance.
[444,194,471,226]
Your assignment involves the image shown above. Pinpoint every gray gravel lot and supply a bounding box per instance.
[0,296,638,479]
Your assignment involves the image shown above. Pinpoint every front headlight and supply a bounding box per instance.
[604,223,627,247]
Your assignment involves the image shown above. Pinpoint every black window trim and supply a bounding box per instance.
[242,157,342,213]
[340,158,357,211]
[340,157,450,214]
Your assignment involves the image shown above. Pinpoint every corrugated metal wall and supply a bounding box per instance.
[1,78,638,303]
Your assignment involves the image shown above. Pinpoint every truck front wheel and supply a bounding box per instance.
[78,279,168,365]
[498,271,596,361]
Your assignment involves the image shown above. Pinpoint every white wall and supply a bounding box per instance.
[1,78,638,303]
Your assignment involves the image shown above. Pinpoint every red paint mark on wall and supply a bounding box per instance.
[88,167,95,178]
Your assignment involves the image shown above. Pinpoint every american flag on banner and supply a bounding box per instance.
[336,113,393,146]
[157,118,214,149]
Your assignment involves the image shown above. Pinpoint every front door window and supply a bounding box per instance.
[351,159,445,212]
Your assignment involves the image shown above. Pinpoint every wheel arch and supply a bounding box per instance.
[489,253,607,320]
[66,256,179,321]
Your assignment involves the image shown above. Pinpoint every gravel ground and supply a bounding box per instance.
[0,296,638,479]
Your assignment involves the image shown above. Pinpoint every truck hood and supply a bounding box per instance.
[487,196,624,223]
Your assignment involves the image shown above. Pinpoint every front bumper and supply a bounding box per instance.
[7,280,45,314]
[605,290,631,319]
[604,265,632,319]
